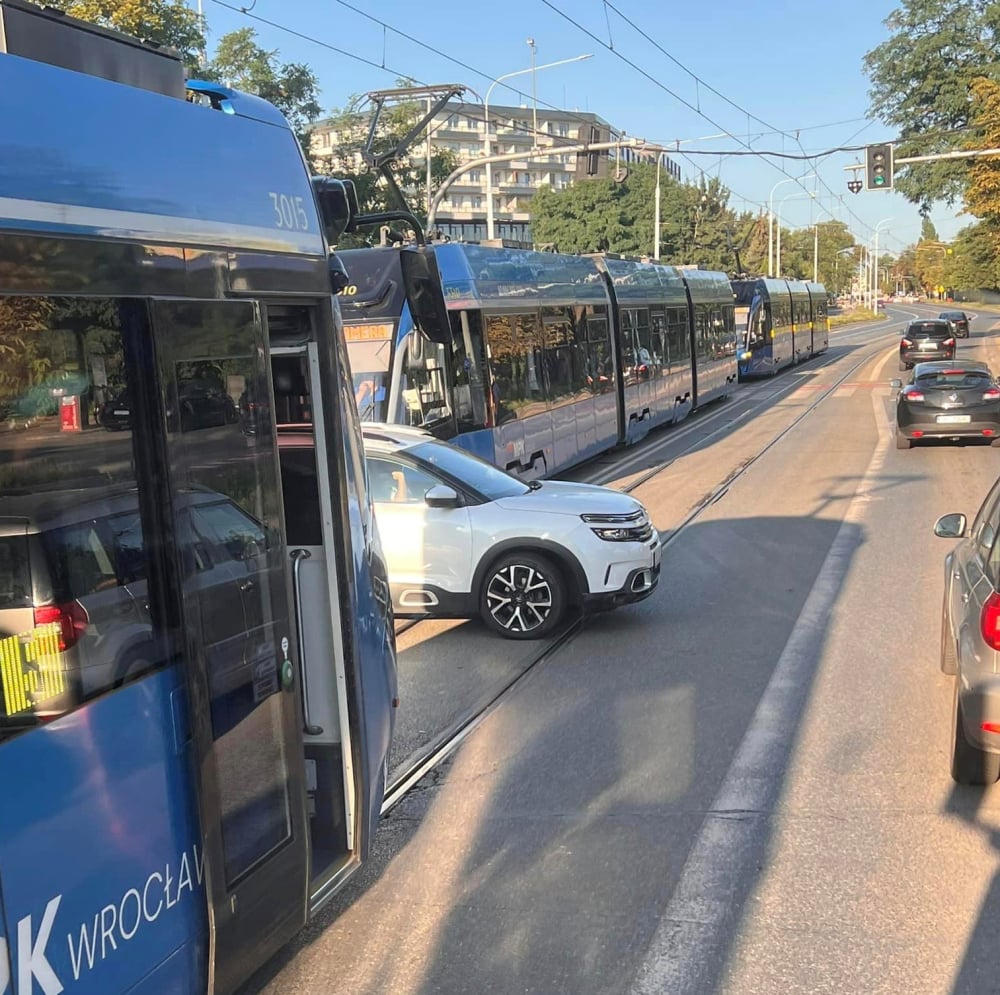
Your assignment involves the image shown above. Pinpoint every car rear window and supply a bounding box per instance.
[0,537,31,609]
[915,370,992,388]
[908,323,950,338]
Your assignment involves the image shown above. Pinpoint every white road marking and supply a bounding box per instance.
[628,390,890,995]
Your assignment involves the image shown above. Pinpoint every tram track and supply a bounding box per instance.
[381,329,903,815]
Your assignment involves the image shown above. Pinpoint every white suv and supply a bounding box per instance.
[362,426,661,639]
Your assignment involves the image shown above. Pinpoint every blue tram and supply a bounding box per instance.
[0,4,396,993]
[733,277,830,379]
[338,243,738,478]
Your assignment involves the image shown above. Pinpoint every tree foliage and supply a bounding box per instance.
[205,28,321,162]
[966,79,1000,235]
[773,220,856,289]
[529,163,745,272]
[44,0,205,69]
[863,0,1000,212]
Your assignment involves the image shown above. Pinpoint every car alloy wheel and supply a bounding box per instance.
[480,553,565,640]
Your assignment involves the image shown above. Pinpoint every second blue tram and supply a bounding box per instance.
[733,277,830,379]
[338,243,738,478]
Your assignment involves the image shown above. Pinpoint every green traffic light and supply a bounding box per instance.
[874,175,886,186]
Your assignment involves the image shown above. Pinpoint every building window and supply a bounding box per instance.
[468,170,482,183]
[472,196,483,208]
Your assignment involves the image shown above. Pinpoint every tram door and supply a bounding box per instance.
[153,300,312,995]
[269,339,356,895]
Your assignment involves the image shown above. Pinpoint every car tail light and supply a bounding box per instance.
[944,338,956,347]
[34,601,89,650]
[984,388,1000,401]
[900,338,912,347]
[981,591,1000,651]
[902,388,924,402]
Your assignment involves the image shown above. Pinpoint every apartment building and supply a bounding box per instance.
[310,100,681,243]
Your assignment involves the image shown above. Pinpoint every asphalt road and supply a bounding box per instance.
[242,303,1000,995]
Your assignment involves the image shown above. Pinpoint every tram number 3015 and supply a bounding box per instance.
[268,192,310,231]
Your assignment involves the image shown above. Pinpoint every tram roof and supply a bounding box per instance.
[592,256,688,305]
[0,27,324,255]
[432,243,609,309]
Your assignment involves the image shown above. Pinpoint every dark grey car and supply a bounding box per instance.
[936,479,1000,783]
[892,361,1000,449]
[899,319,956,370]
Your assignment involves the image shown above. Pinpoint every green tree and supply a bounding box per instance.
[530,162,741,270]
[964,78,1000,257]
[949,221,1000,291]
[863,0,1000,212]
[206,28,321,166]
[44,0,205,70]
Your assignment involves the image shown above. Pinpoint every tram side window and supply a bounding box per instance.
[0,296,176,744]
[586,315,613,392]
[450,310,491,432]
[401,334,451,428]
[664,307,689,370]
[541,306,587,405]
[486,312,546,421]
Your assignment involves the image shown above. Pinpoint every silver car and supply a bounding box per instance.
[935,478,1000,783]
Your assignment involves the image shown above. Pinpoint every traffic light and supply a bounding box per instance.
[586,126,600,176]
[865,143,894,191]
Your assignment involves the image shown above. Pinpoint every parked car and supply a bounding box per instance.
[934,477,1000,783]
[891,361,1000,450]
[938,309,971,338]
[100,390,132,431]
[330,425,659,639]
[899,319,956,370]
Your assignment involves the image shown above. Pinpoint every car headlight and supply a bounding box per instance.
[581,513,653,542]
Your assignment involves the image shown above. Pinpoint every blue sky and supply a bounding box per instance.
[199,0,963,253]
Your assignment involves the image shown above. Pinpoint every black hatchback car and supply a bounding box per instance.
[899,319,956,370]
[939,309,971,338]
[892,361,1000,449]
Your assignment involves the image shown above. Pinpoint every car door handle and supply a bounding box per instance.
[240,580,255,593]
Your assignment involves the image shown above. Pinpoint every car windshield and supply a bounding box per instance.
[915,370,993,388]
[406,441,531,500]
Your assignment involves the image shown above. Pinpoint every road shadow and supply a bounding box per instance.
[237,511,863,995]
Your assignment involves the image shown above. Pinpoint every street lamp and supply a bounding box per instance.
[484,53,593,241]
[872,218,892,315]
[775,191,815,278]
[768,173,814,277]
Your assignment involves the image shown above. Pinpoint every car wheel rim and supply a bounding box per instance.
[486,564,553,632]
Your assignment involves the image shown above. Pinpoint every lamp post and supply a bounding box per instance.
[527,38,538,141]
[872,218,892,315]
[775,191,815,278]
[768,172,814,277]
[484,53,592,241]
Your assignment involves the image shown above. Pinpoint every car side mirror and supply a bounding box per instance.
[425,484,460,509]
[934,513,967,539]
[890,378,902,389]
